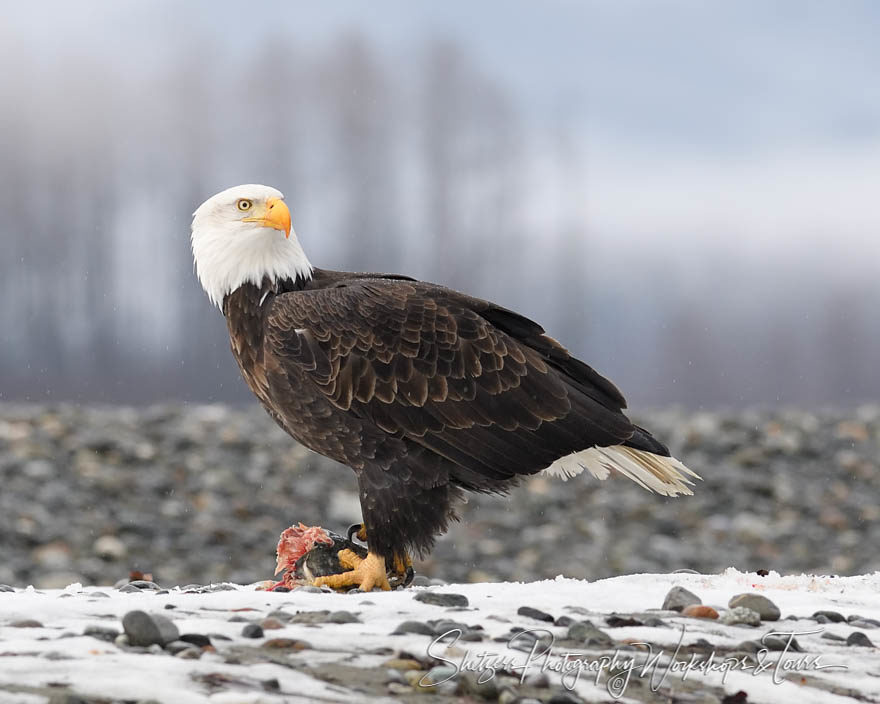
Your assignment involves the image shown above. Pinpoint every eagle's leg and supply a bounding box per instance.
[313,549,391,591]
[348,522,414,587]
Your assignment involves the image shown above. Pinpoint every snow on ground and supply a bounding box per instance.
[0,569,878,703]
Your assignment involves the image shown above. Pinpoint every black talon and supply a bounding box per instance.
[347,523,366,543]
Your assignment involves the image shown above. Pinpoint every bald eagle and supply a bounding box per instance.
[191,184,699,591]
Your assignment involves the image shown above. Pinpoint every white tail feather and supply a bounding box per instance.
[542,445,700,497]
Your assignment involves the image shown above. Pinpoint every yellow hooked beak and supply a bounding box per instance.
[243,197,291,238]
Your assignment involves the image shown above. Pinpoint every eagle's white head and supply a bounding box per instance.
[191,184,313,308]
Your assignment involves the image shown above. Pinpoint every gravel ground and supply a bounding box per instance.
[1,403,879,589]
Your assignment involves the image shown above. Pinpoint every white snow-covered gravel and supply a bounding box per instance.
[1,569,878,704]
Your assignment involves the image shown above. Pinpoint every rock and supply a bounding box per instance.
[262,638,310,649]
[524,672,550,687]
[457,670,499,699]
[122,611,179,647]
[728,593,780,621]
[179,633,211,647]
[555,615,576,627]
[422,665,457,685]
[384,658,424,670]
[413,591,469,607]
[517,606,554,622]
[241,623,264,638]
[259,617,284,630]
[606,615,643,627]
[11,619,43,628]
[821,631,845,641]
[813,610,845,623]
[567,621,612,646]
[682,604,719,619]
[175,647,202,659]
[164,640,195,654]
[326,610,360,624]
[847,631,875,648]
[721,607,761,627]
[126,580,161,591]
[83,625,119,642]
[849,618,880,629]
[392,620,436,636]
[662,586,701,612]
[0,584,15,592]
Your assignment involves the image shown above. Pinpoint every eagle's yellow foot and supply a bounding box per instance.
[314,550,391,592]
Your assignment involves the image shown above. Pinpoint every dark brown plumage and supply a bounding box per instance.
[224,269,683,563]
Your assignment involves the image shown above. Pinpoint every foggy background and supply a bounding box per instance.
[3,0,880,408]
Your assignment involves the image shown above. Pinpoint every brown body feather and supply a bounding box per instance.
[223,269,671,560]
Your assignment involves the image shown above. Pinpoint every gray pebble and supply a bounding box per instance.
[457,671,498,699]
[821,632,845,642]
[391,620,436,636]
[127,580,162,591]
[326,610,360,624]
[241,623,264,638]
[180,633,211,647]
[847,631,875,648]
[567,621,612,646]
[83,625,119,642]
[11,619,42,628]
[164,640,195,654]
[662,586,701,612]
[517,606,554,622]
[413,591,469,607]
[122,610,180,647]
[721,606,761,627]
[849,618,880,629]
[728,594,780,621]
[175,647,202,659]
[294,585,325,593]
[555,615,575,628]
[0,584,15,592]
[813,610,845,623]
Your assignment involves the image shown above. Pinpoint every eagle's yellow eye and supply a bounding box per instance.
[237,199,253,212]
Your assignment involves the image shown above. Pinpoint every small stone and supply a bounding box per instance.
[847,631,875,648]
[0,585,16,592]
[262,638,310,649]
[662,586,701,612]
[849,618,880,629]
[517,606,554,622]
[404,670,428,687]
[383,658,424,671]
[555,615,575,628]
[83,626,119,642]
[117,584,141,594]
[413,591,468,607]
[457,672,498,698]
[241,623,264,638]
[179,633,211,647]
[122,611,179,647]
[387,682,412,695]
[761,635,801,652]
[498,689,518,704]
[682,605,719,619]
[127,580,161,591]
[165,640,195,654]
[548,694,584,704]
[821,632,845,642]
[392,620,436,636]
[114,634,130,648]
[175,647,202,659]
[259,617,284,630]
[567,621,612,646]
[721,607,761,627]
[422,665,457,685]
[728,594,780,621]
[11,619,42,628]
[606,615,643,628]
[294,585,325,593]
[813,610,845,623]
[524,672,550,687]
[326,610,360,624]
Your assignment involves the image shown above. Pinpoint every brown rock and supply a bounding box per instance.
[682,605,719,620]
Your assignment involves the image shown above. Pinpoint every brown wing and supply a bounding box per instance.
[265,277,636,486]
